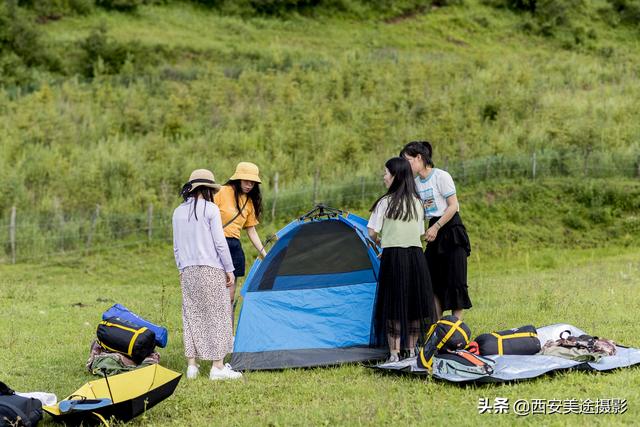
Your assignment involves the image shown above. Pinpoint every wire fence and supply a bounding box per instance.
[2,151,639,264]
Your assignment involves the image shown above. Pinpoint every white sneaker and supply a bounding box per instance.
[386,353,400,364]
[186,365,199,379]
[210,363,242,380]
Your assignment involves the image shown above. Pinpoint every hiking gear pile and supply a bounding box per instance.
[374,323,640,384]
[540,331,617,362]
[89,305,167,376]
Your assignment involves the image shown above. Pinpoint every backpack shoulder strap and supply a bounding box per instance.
[223,197,250,229]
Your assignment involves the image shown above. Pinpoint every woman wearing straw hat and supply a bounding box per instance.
[172,169,242,380]
[214,162,267,323]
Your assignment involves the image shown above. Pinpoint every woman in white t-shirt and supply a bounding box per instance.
[400,141,472,321]
[367,157,436,363]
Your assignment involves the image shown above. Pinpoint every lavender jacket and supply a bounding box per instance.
[172,198,234,273]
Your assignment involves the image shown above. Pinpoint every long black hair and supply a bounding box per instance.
[399,140,434,168]
[370,157,420,222]
[225,179,263,221]
[179,185,216,221]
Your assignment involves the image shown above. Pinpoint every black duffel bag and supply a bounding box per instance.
[475,325,541,356]
[97,317,156,364]
[0,382,42,427]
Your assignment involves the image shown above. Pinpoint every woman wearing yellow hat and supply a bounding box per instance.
[214,162,267,324]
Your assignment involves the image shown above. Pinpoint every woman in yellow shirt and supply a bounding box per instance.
[214,162,267,320]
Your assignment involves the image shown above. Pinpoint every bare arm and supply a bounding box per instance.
[425,194,459,242]
[368,227,380,245]
[209,205,235,286]
[246,226,267,258]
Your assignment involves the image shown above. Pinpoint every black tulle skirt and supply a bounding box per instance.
[425,212,473,311]
[373,246,436,349]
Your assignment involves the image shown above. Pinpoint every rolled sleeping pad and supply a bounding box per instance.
[475,325,541,356]
[102,304,168,348]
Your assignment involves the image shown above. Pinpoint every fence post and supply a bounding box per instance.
[532,152,537,180]
[312,168,320,205]
[86,204,100,254]
[461,160,466,185]
[271,172,279,221]
[10,206,16,264]
[147,203,153,242]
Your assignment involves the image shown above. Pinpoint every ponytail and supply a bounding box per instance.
[399,140,434,167]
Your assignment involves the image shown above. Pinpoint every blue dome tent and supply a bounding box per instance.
[230,205,387,370]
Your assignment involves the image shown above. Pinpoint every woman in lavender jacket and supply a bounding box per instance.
[172,169,242,381]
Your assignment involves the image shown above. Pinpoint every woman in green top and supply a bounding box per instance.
[368,157,436,362]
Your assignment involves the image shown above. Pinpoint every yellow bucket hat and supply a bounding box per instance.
[230,162,261,183]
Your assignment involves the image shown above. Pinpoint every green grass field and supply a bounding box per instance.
[1,243,639,426]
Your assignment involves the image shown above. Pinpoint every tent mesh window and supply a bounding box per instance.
[258,220,372,291]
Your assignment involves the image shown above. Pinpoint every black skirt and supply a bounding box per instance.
[374,246,436,348]
[425,212,472,311]
[226,237,246,277]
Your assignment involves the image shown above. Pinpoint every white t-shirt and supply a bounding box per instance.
[415,168,458,219]
[367,196,424,248]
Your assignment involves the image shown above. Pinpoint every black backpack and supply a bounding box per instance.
[417,316,472,370]
[0,382,42,427]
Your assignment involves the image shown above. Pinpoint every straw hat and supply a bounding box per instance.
[230,162,261,183]
[180,169,221,196]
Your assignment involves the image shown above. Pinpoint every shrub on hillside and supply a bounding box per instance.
[0,2,62,85]
[95,0,142,11]
[77,25,165,77]
[194,0,448,17]
[606,0,640,25]
[483,0,587,41]
[17,0,94,16]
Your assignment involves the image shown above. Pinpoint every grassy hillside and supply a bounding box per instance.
[1,0,640,219]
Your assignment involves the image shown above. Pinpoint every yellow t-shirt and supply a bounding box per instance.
[214,185,259,239]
